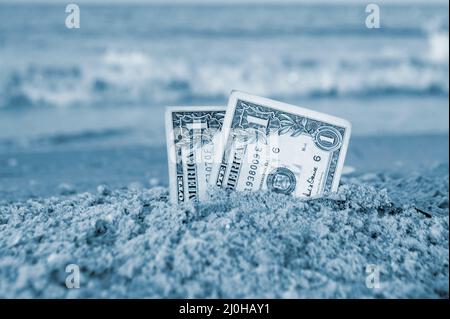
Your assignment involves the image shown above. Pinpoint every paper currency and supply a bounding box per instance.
[210,91,351,198]
[165,106,226,203]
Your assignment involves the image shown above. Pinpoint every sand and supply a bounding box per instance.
[0,163,447,298]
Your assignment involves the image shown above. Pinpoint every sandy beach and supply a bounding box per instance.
[0,134,448,298]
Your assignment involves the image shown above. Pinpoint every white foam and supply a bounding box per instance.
[428,31,449,63]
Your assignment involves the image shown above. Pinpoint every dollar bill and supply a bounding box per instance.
[165,106,226,203]
[210,91,351,198]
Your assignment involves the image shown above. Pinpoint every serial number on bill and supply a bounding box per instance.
[179,303,269,316]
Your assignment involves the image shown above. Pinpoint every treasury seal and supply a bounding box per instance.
[266,167,296,195]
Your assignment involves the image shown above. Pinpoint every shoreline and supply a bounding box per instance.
[0,132,448,202]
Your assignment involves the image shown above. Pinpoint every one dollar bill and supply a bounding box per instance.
[210,91,351,198]
[165,106,226,203]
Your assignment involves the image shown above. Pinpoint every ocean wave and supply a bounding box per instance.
[0,128,133,152]
[33,128,131,146]
[1,44,448,109]
[428,31,449,63]
[99,26,430,40]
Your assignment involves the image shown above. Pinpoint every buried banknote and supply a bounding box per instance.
[165,106,226,203]
[210,91,352,198]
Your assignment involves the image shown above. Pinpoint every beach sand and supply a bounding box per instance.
[0,134,448,298]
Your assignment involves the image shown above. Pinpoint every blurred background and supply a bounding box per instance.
[0,0,448,200]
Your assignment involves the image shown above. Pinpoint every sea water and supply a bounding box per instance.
[0,2,448,151]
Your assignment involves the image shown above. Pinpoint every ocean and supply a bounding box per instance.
[0,3,448,151]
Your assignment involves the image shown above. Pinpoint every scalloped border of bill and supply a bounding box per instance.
[210,90,352,197]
